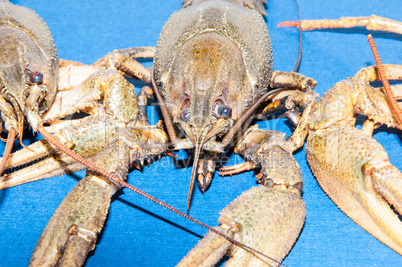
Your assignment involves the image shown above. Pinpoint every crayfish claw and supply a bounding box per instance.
[30,173,118,266]
[179,184,305,266]
[307,126,402,254]
[181,126,306,265]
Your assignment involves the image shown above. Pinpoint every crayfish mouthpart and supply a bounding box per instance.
[197,172,213,193]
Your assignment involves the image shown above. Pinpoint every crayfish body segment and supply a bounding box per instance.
[153,0,273,197]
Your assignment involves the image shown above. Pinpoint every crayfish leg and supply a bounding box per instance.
[354,64,402,84]
[0,127,16,176]
[269,70,317,92]
[92,47,155,84]
[42,66,107,122]
[58,59,87,67]
[0,156,83,190]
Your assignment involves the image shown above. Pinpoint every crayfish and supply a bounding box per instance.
[0,0,401,266]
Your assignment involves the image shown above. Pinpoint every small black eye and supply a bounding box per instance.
[180,108,190,122]
[29,71,43,84]
[218,105,232,118]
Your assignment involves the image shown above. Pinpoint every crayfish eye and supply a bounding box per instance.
[180,108,190,122]
[180,97,191,123]
[26,69,44,84]
[29,71,44,84]
[217,105,232,118]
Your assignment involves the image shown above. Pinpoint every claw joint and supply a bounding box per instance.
[362,151,390,176]
[218,217,242,234]
[65,224,97,250]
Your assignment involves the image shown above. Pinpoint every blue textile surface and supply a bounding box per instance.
[0,0,401,266]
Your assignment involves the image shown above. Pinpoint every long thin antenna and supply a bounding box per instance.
[187,143,201,211]
[293,0,302,72]
[367,35,402,125]
[37,126,286,266]
[220,88,285,148]
[151,66,178,145]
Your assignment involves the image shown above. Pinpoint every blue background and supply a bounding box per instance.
[0,0,401,266]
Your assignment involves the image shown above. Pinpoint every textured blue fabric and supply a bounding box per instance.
[0,0,401,266]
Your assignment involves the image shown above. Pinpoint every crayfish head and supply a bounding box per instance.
[0,34,57,175]
[0,34,56,134]
[171,68,239,209]
[154,31,261,209]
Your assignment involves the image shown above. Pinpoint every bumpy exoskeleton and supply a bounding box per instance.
[274,64,402,255]
[152,0,315,203]
[95,0,315,205]
[278,17,402,255]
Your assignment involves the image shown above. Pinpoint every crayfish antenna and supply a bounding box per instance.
[293,0,302,73]
[187,143,202,211]
[275,0,303,73]
[0,127,16,176]
[367,34,402,125]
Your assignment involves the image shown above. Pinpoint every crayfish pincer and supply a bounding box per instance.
[0,0,58,173]
[279,16,402,256]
